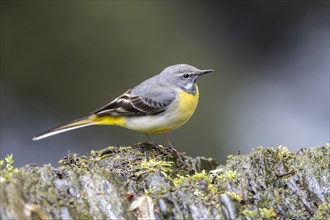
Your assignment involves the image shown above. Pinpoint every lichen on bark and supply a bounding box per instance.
[1,143,329,219]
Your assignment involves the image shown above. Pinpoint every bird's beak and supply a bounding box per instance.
[199,69,214,76]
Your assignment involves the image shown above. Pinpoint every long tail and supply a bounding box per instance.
[32,115,97,141]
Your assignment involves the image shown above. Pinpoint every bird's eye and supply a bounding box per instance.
[183,74,189,79]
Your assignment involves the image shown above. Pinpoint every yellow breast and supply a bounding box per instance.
[175,86,200,125]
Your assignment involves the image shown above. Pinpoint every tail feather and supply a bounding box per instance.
[32,115,97,141]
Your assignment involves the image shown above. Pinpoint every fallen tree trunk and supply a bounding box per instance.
[1,143,329,219]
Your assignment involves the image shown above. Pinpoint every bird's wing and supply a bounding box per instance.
[92,89,142,116]
[92,88,175,117]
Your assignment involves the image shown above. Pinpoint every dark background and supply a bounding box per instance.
[1,1,329,167]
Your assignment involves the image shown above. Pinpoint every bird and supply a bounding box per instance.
[33,64,213,157]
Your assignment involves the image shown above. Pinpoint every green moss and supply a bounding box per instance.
[172,175,187,187]
[139,159,174,177]
[216,169,239,182]
[207,182,219,195]
[120,146,132,150]
[227,154,234,159]
[0,154,19,182]
[224,170,239,180]
[292,145,330,182]
[311,202,330,220]
[192,170,211,180]
[242,209,256,218]
[225,191,243,202]
[259,208,277,218]
[276,145,293,159]
[173,170,211,187]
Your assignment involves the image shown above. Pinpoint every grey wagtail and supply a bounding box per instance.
[33,64,213,157]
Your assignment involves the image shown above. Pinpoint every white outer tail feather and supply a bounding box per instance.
[32,122,96,141]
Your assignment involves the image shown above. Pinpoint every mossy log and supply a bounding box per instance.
[1,143,329,219]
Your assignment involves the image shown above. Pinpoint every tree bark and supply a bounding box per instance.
[1,143,329,219]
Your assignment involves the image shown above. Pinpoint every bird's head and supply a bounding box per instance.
[159,64,213,94]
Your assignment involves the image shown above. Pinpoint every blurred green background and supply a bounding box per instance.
[1,1,329,166]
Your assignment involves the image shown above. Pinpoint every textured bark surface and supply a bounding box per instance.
[1,143,329,220]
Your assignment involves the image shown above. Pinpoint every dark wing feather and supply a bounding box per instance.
[130,95,173,115]
[93,90,145,116]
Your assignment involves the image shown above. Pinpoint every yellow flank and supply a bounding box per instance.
[92,114,126,126]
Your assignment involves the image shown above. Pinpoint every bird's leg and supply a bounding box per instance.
[163,132,184,159]
[145,133,166,154]
[145,133,156,146]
